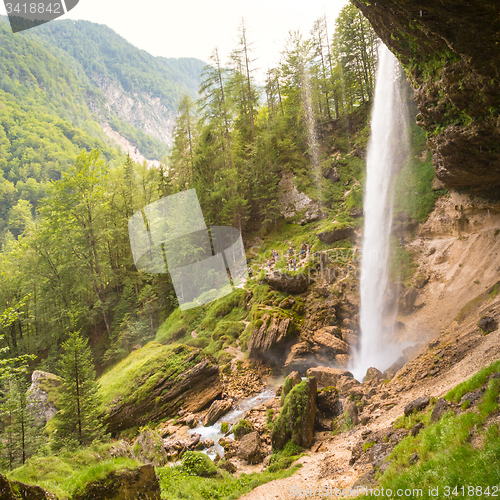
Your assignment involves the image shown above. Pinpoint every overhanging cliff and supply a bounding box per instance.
[352,0,500,190]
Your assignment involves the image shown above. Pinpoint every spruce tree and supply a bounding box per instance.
[53,331,105,449]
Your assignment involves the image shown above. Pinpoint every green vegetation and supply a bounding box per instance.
[232,419,254,440]
[7,444,139,499]
[181,451,217,477]
[98,343,203,409]
[357,360,500,499]
[445,359,500,403]
[267,441,304,472]
[156,462,300,500]
[51,329,105,449]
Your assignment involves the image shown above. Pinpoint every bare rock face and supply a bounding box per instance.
[248,312,298,365]
[203,399,232,427]
[0,473,57,499]
[263,273,309,294]
[316,227,355,245]
[311,327,349,357]
[306,367,354,388]
[72,464,161,500]
[351,0,500,191]
[27,371,61,427]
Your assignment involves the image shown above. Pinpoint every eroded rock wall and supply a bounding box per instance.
[352,0,500,190]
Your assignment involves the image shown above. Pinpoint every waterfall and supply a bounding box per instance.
[351,43,410,381]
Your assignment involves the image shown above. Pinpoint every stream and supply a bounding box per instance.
[188,377,283,459]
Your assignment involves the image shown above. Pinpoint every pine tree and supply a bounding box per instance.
[53,330,105,449]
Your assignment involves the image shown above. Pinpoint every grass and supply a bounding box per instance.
[156,463,300,500]
[7,444,139,499]
[98,342,204,408]
[445,358,500,403]
[356,358,500,499]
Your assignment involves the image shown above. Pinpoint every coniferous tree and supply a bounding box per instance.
[52,330,105,449]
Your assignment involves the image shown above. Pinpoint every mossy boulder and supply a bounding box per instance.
[232,419,254,440]
[181,451,217,477]
[280,371,302,405]
[132,429,168,466]
[271,377,317,450]
[72,464,160,500]
[99,343,222,433]
[0,473,57,499]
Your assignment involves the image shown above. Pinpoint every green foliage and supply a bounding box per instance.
[267,441,304,472]
[7,443,139,499]
[181,451,217,477]
[156,462,300,500]
[445,359,500,403]
[52,329,105,449]
[98,342,203,409]
[220,422,229,434]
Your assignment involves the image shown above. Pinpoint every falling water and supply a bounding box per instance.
[351,44,410,381]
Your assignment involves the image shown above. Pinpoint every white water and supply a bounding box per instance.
[351,44,410,381]
[188,383,279,459]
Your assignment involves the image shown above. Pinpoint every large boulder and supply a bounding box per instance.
[27,371,61,426]
[263,273,309,294]
[316,227,355,244]
[404,396,430,417]
[281,371,302,404]
[236,431,266,464]
[248,312,298,365]
[306,367,354,388]
[132,430,168,466]
[203,399,232,427]
[311,327,349,357]
[72,465,160,500]
[100,343,222,433]
[271,377,317,450]
[0,473,57,499]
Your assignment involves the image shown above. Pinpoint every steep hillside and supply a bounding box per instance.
[26,19,206,154]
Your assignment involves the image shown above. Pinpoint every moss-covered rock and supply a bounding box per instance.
[351,0,500,191]
[181,451,217,477]
[99,343,222,433]
[271,378,317,450]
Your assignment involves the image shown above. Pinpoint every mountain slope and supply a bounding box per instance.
[25,19,206,153]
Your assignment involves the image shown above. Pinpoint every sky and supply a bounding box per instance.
[1,0,348,83]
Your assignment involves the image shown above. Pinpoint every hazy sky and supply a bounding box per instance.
[2,0,348,82]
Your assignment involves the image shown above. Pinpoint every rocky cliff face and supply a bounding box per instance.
[352,0,500,190]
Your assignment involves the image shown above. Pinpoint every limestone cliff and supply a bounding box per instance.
[352,0,500,190]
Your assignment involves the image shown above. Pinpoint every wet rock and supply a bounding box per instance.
[184,414,198,428]
[404,396,430,416]
[203,399,232,426]
[203,438,214,449]
[306,366,354,388]
[350,207,363,217]
[72,465,161,500]
[27,371,61,427]
[263,273,309,294]
[236,431,266,464]
[431,398,450,422]
[317,227,355,244]
[271,378,317,449]
[248,312,298,365]
[478,316,497,333]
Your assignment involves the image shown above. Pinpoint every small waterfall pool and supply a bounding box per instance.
[188,378,282,459]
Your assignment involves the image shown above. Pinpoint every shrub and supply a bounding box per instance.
[181,451,217,477]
